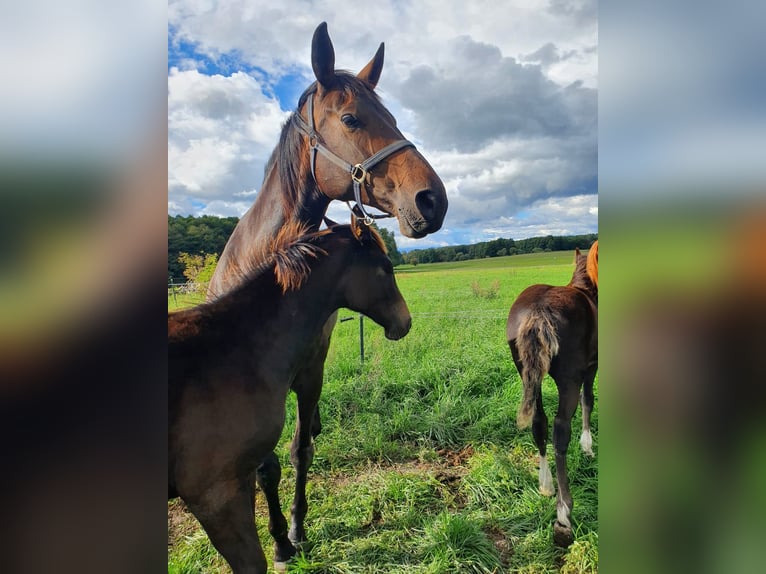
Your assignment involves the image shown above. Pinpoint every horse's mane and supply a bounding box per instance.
[265,71,386,219]
[242,220,387,294]
[586,241,598,288]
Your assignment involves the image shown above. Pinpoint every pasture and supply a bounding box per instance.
[168,251,598,573]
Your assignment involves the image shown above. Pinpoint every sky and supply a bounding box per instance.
[168,0,598,249]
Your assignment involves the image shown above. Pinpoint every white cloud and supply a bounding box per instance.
[168,68,290,207]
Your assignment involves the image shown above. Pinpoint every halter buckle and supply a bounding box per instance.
[351,164,367,184]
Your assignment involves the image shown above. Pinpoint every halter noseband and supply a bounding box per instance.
[292,93,415,225]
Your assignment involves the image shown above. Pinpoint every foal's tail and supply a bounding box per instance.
[515,309,560,430]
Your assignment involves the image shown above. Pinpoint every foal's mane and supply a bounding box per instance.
[265,71,386,219]
[246,220,387,294]
[586,241,598,288]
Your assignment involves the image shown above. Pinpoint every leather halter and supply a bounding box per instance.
[292,93,415,225]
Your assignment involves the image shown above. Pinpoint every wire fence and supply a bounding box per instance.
[168,281,509,364]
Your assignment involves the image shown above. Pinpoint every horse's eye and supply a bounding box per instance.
[341,114,360,128]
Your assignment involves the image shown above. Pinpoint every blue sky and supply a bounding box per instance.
[168,0,598,249]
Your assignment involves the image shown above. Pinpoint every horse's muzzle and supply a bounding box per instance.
[385,315,412,340]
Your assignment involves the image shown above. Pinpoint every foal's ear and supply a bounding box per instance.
[358,42,385,88]
[312,22,336,90]
[323,215,339,228]
[350,213,365,241]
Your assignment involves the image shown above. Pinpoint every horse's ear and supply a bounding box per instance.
[574,248,581,263]
[358,42,384,88]
[312,22,336,89]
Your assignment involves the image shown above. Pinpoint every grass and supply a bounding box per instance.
[168,250,598,572]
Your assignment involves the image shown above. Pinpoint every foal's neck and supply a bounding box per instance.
[229,250,342,355]
[568,269,597,304]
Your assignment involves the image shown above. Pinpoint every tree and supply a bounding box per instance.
[372,225,404,266]
[177,252,219,294]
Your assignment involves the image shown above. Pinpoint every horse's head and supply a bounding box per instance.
[295,22,447,239]
[326,220,411,340]
[571,241,598,297]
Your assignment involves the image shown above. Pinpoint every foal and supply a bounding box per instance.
[169,222,411,573]
[506,241,598,547]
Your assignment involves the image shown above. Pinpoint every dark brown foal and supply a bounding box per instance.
[169,223,411,573]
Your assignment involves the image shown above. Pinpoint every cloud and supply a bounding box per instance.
[392,35,596,153]
[168,67,290,208]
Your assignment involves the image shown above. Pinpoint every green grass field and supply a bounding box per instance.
[168,251,598,573]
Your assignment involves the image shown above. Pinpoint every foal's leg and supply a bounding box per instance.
[531,392,554,496]
[288,357,326,545]
[255,452,296,564]
[186,480,268,574]
[579,365,597,457]
[552,380,581,547]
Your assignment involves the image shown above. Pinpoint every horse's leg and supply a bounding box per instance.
[552,379,580,547]
[579,364,597,457]
[288,354,326,545]
[532,391,554,496]
[311,403,322,438]
[186,479,268,574]
[255,452,296,565]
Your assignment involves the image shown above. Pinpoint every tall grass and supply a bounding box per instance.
[168,251,598,572]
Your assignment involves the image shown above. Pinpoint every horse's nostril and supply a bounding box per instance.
[415,189,437,221]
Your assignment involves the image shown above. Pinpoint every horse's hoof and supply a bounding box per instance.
[553,520,574,547]
[288,530,307,548]
[274,542,297,564]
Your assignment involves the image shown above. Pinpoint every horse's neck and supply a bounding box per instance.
[568,270,598,304]
[222,253,341,368]
[209,164,329,296]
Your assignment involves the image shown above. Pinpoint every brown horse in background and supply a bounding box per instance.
[506,241,598,547]
[169,222,411,573]
[206,22,447,550]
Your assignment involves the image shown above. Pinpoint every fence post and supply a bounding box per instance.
[170,279,178,306]
[359,313,365,363]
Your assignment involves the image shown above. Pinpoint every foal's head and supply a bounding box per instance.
[270,219,411,340]
[570,240,599,295]
[290,22,448,238]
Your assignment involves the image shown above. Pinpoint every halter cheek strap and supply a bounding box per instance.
[292,93,415,225]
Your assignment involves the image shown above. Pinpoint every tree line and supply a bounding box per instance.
[169,215,596,279]
[168,215,403,281]
[401,233,598,265]
[168,215,238,282]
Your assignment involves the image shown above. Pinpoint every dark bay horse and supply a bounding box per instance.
[169,222,411,573]
[206,22,447,549]
[506,241,598,547]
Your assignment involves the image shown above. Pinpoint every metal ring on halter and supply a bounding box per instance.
[349,202,374,226]
[350,164,367,184]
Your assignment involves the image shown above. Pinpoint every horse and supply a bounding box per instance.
[505,241,598,547]
[205,22,447,554]
[169,221,411,573]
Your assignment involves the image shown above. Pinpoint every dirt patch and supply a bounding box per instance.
[436,444,475,467]
[484,525,514,569]
[167,499,200,548]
